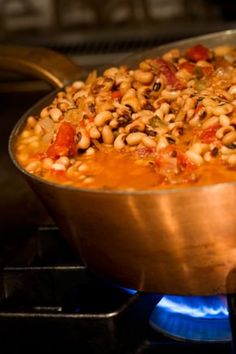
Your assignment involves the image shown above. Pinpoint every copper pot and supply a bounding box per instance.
[5,29,236,295]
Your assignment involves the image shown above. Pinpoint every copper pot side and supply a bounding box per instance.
[6,30,236,295]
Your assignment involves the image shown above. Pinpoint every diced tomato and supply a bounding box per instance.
[180,61,213,78]
[179,61,195,74]
[32,152,46,160]
[177,150,195,170]
[200,124,221,143]
[201,66,213,76]
[156,58,185,90]
[112,91,122,100]
[186,44,210,62]
[136,146,156,157]
[47,122,76,159]
[155,146,195,172]
[50,169,68,182]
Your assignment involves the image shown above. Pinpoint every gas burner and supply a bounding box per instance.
[149,295,232,342]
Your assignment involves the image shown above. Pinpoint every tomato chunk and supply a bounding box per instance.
[186,44,210,62]
[200,124,221,143]
[156,58,185,90]
[47,122,76,159]
[112,91,122,100]
[155,146,195,172]
[179,61,195,74]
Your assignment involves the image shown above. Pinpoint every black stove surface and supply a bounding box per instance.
[0,226,233,354]
[1,27,236,354]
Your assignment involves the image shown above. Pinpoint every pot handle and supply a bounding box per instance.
[0,45,82,88]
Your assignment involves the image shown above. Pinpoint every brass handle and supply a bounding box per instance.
[0,45,82,88]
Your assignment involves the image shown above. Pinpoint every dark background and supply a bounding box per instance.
[1,0,236,234]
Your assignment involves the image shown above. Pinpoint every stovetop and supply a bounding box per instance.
[0,226,233,354]
[2,24,236,353]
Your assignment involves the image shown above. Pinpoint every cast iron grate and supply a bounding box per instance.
[0,227,234,354]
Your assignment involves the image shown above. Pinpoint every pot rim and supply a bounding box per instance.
[8,28,236,196]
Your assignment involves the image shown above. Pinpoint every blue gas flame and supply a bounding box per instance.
[158,295,228,318]
[149,295,232,342]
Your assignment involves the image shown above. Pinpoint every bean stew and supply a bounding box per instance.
[14,44,236,190]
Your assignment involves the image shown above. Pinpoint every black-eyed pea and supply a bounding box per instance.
[21,130,32,138]
[121,89,141,112]
[109,118,119,129]
[119,80,131,95]
[219,114,231,126]
[122,96,141,112]
[121,88,135,100]
[162,48,181,61]
[134,69,154,85]
[214,45,233,56]
[22,135,39,145]
[228,154,236,165]
[202,97,217,108]
[85,147,96,155]
[58,101,71,112]
[42,158,54,169]
[164,113,175,123]
[49,107,62,122]
[89,126,101,139]
[73,90,87,100]
[156,136,168,151]
[56,156,70,167]
[114,133,127,150]
[125,120,145,133]
[186,150,203,165]
[102,125,114,145]
[30,141,40,150]
[96,102,114,113]
[118,127,125,134]
[34,123,44,136]
[27,116,37,128]
[160,103,170,115]
[183,97,195,112]
[78,163,89,172]
[72,81,85,90]
[177,110,187,123]
[83,177,95,184]
[40,106,50,118]
[228,85,236,95]
[161,90,180,101]
[77,129,91,150]
[142,136,156,148]
[203,151,212,162]
[17,152,29,164]
[154,109,164,120]
[221,146,236,155]
[215,89,233,102]
[191,143,208,155]
[25,160,42,173]
[186,109,194,120]
[222,131,236,145]
[94,111,113,127]
[16,144,25,152]
[168,122,176,131]
[213,103,233,116]
[139,61,152,71]
[216,126,234,140]
[51,163,66,171]
[79,175,86,180]
[103,67,119,78]
[231,117,236,126]
[126,132,146,146]
[189,115,199,127]
[202,116,219,130]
